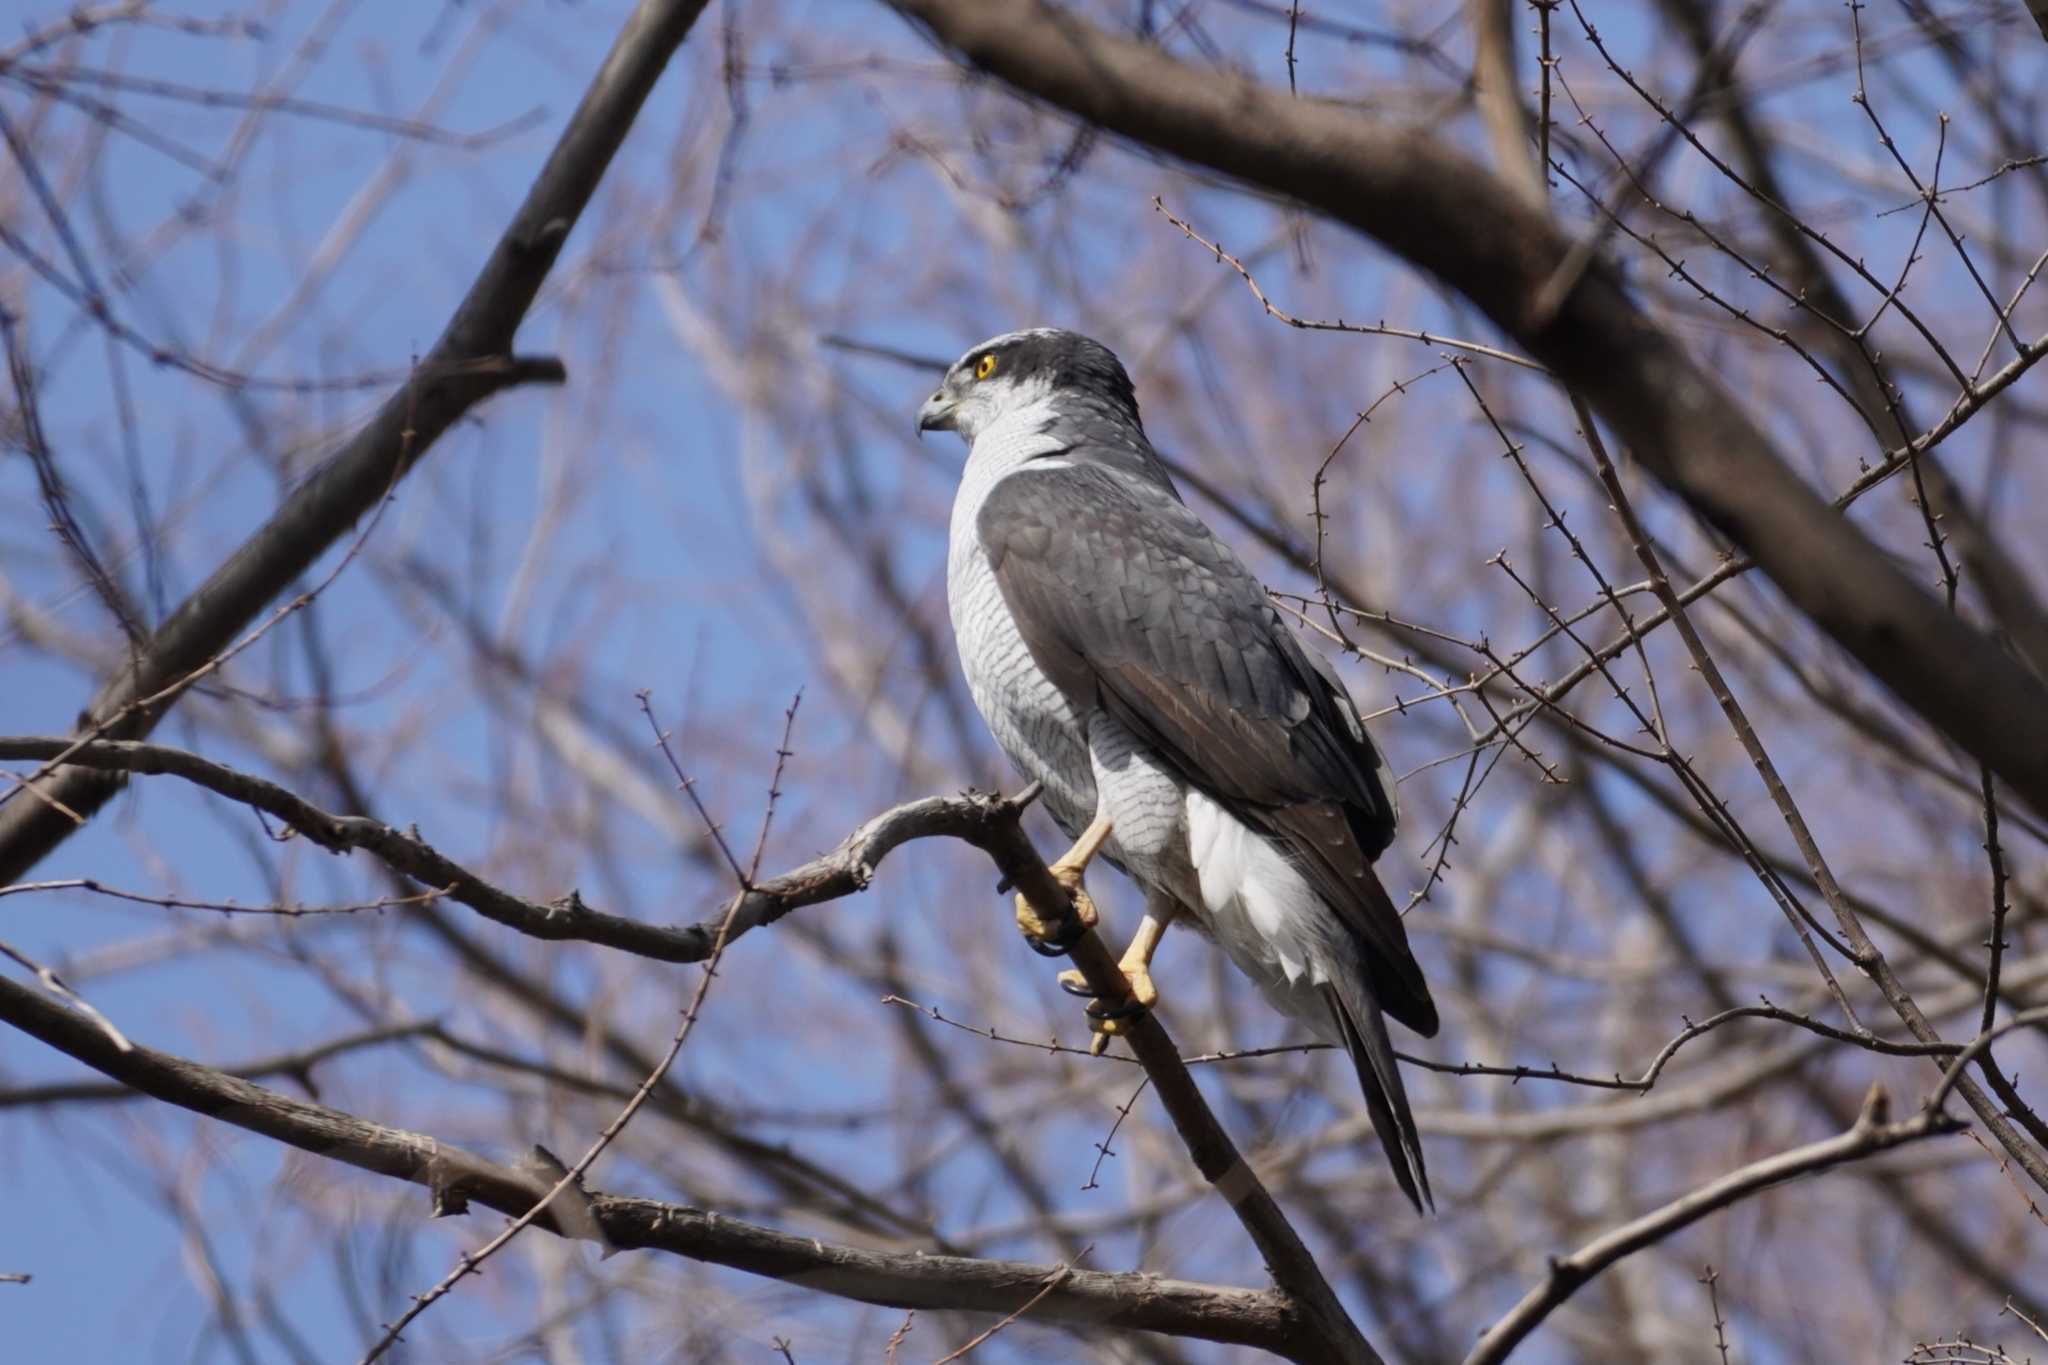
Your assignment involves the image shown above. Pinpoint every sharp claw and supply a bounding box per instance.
[1059,964,1154,1016]
[1014,880,1098,957]
[1061,960,1158,1062]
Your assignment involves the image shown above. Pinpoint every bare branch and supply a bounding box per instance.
[0,973,1308,1356]
[1465,1086,1964,1364]
[0,741,1117,976]
[1578,397,2048,1195]
[0,735,730,962]
[1153,199,1546,370]
[361,699,796,1360]
[0,0,718,884]
[0,722,1371,1356]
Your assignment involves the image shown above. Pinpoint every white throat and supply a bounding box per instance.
[950,394,1069,541]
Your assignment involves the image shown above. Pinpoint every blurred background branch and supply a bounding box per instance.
[4,0,2047,1359]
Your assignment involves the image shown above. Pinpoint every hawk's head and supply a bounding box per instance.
[917,328,1140,443]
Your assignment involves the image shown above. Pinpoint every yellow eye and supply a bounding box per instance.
[975,353,998,380]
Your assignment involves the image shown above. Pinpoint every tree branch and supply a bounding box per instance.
[0,970,1309,1354]
[0,736,719,962]
[0,739,1097,969]
[892,788,1383,1362]
[1464,1085,1964,1364]
[1651,0,2048,685]
[0,0,717,883]
[1578,400,2048,1196]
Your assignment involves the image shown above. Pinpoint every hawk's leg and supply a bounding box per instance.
[1015,810,1113,953]
[1060,893,1180,1056]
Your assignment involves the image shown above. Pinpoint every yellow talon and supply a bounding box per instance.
[1016,812,1113,950]
[1015,873,1098,944]
[1056,961,1159,1056]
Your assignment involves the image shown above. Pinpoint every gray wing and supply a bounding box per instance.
[977,459,1435,1036]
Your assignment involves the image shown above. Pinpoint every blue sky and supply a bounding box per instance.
[5,0,2047,1361]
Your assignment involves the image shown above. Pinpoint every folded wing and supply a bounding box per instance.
[975,459,1435,1037]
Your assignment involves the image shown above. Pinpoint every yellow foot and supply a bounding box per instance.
[1015,864,1098,951]
[1056,960,1158,1056]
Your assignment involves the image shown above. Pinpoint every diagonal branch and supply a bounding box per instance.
[898,793,1383,1362]
[1577,403,2048,1197]
[1463,1084,1963,1365]
[1650,0,2048,685]
[0,0,717,884]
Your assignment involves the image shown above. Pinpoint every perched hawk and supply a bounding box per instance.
[920,328,1438,1212]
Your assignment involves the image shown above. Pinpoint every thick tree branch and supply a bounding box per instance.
[0,736,719,961]
[0,739,1093,969]
[1653,0,2048,683]
[888,790,1383,1362]
[0,973,1309,1356]
[0,0,716,883]
[883,0,2048,819]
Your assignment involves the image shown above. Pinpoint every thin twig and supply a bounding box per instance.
[1579,397,2048,1196]
[361,695,794,1360]
[1085,1083,1149,1191]
[884,1312,915,1362]
[1153,198,1546,370]
[638,689,749,884]
[1700,1266,1732,1365]
[746,691,804,882]
[0,878,452,918]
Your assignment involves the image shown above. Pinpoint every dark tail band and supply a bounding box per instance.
[1324,979,1433,1215]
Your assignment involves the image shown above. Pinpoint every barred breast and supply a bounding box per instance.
[946,403,1098,840]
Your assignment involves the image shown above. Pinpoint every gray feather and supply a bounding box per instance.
[976,458,1434,1033]
[1325,977,1433,1215]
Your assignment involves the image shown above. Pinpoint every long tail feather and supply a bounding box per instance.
[1324,978,1433,1215]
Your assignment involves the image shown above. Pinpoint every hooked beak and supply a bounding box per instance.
[917,389,958,435]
